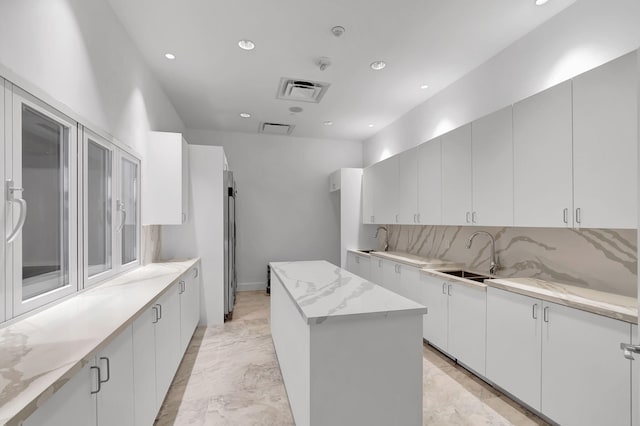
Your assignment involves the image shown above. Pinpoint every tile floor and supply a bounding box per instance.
[156,291,548,425]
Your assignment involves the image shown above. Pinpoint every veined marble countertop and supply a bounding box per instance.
[0,258,200,426]
[486,277,638,324]
[349,249,460,269]
[270,260,426,325]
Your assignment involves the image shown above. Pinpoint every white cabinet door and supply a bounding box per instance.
[447,282,486,375]
[369,257,384,287]
[632,324,638,426]
[144,132,189,225]
[513,81,573,227]
[96,326,134,426]
[155,283,181,408]
[381,259,400,294]
[417,138,442,225]
[375,156,400,224]
[471,106,513,226]
[346,251,358,275]
[486,287,542,411]
[362,166,375,224]
[572,52,637,229]
[397,263,420,302]
[357,255,371,281]
[441,124,472,226]
[23,363,97,426]
[541,301,631,426]
[420,273,448,350]
[180,267,201,354]
[132,304,158,426]
[398,148,418,224]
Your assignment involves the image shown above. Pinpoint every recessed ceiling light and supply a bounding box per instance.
[368,124,375,128]
[238,39,255,50]
[420,84,429,90]
[239,113,251,118]
[370,61,386,71]
[164,53,176,60]
[324,121,333,126]
[535,0,549,5]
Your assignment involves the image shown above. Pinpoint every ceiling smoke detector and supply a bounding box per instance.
[317,57,331,71]
[277,78,330,103]
[259,122,295,135]
[331,26,346,37]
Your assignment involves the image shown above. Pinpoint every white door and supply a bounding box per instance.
[573,52,637,229]
[155,283,181,408]
[441,124,472,226]
[83,129,117,287]
[471,106,513,226]
[358,255,371,281]
[370,257,384,287]
[1,79,5,323]
[399,264,420,303]
[9,87,79,316]
[513,81,573,227]
[447,282,486,375]
[375,156,399,224]
[362,165,375,224]
[96,326,135,426]
[541,301,631,426]
[485,287,542,411]
[417,138,442,225]
[346,251,358,275]
[117,151,140,271]
[397,148,418,224]
[133,305,159,426]
[381,259,400,295]
[23,362,97,426]
[420,273,448,350]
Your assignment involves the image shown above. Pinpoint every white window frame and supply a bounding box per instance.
[117,150,141,273]
[82,127,118,288]
[8,86,79,317]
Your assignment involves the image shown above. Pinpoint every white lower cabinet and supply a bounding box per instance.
[346,252,371,281]
[133,304,159,426]
[486,287,632,425]
[420,273,486,374]
[378,259,419,300]
[155,283,182,407]
[180,266,201,354]
[369,257,384,287]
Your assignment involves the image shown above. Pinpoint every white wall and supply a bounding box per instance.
[185,129,363,290]
[0,0,184,159]
[364,0,640,165]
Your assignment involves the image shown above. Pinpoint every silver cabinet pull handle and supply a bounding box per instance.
[6,180,27,243]
[447,284,452,296]
[117,200,126,233]
[395,214,399,223]
[193,268,199,278]
[413,214,417,223]
[563,208,568,224]
[466,212,470,223]
[620,343,640,360]
[90,366,101,394]
[371,215,375,222]
[152,306,159,323]
[543,306,549,323]
[99,357,111,384]
[442,282,447,294]
[575,208,581,224]
[417,213,420,223]
[472,211,477,224]
[179,280,185,294]
[532,304,538,319]
[397,265,401,274]
[156,303,162,320]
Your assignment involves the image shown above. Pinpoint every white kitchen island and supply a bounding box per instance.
[270,260,427,426]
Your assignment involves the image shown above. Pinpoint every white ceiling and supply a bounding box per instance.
[107,0,576,141]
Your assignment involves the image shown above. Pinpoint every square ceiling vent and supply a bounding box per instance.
[277,78,330,103]
[259,122,295,135]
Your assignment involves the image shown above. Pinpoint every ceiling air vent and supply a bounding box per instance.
[277,78,330,103]
[259,122,295,135]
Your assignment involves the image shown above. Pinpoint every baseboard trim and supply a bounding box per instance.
[237,281,266,292]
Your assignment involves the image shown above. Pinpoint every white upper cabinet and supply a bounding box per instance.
[398,148,418,224]
[572,52,637,229]
[144,132,190,225]
[362,165,375,224]
[514,81,573,227]
[471,106,514,226]
[417,138,442,225]
[441,124,473,226]
[374,155,399,224]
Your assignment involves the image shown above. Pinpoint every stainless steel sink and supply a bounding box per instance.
[358,249,375,254]
[439,270,491,282]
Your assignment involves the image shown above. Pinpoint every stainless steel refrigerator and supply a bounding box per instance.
[224,171,237,320]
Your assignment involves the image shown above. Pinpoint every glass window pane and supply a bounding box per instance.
[87,140,112,277]
[21,105,69,300]
[121,158,138,264]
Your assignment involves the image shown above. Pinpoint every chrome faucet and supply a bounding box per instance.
[375,226,389,252]
[465,231,499,275]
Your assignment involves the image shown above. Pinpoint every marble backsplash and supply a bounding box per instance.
[141,225,161,265]
[383,225,637,297]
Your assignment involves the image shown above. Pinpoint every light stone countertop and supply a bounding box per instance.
[348,249,461,269]
[486,277,637,324]
[270,260,426,325]
[0,258,200,426]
